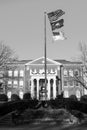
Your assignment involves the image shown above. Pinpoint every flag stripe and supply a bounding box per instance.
[52,31,66,41]
[51,19,64,30]
[47,9,65,23]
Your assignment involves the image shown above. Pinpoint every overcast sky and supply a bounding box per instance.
[0,0,87,61]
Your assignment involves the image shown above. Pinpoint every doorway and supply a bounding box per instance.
[39,79,48,100]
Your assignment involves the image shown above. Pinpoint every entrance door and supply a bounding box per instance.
[39,79,47,100]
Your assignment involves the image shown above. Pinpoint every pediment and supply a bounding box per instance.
[25,57,62,66]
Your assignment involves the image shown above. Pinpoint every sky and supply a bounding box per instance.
[0,0,87,61]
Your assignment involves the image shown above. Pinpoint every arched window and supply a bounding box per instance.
[64,90,69,98]
[76,90,81,98]
[19,91,23,99]
[7,91,11,99]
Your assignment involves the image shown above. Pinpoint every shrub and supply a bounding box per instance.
[11,94,20,101]
[80,95,87,103]
[23,93,31,100]
[0,94,8,102]
[69,95,78,101]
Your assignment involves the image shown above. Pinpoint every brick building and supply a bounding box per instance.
[0,57,87,100]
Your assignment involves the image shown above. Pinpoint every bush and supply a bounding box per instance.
[0,94,8,102]
[11,94,20,101]
[23,92,31,100]
[69,95,78,101]
[80,95,87,103]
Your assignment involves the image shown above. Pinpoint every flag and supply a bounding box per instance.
[52,31,66,41]
[50,19,64,31]
[47,9,65,23]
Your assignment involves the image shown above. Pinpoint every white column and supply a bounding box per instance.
[47,78,50,100]
[53,78,56,99]
[31,78,34,98]
[37,78,39,100]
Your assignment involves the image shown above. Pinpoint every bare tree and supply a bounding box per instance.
[74,42,87,90]
[0,41,18,93]
[0,41,18,70]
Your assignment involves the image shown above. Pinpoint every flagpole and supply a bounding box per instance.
[44,12,47,100]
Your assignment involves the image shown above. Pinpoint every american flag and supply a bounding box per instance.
[52,31,66,41]
[47,9,65,23]
[51,19,64,31]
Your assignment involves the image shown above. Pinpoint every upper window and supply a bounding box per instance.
[8,80,12,85]
[8,70,12,77]
[19,80,23,86]
[69,70,73,77]
[64,81,68,87]
[20,70,24,77]
[64,69,68,76]
[13,80,18,88]
[13,80,18,85]
[14,70,18,77]
[74,69,79,76]
[69,81,73,87]
[75,81,79,86]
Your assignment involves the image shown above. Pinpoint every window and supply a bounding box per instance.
[13,80,18,88]
[13,80,18,85]
[69,81,73,87]
[64,81,68,87]
[8,80,12,85]
[64,69,68,76]
[74,69,79,76]
[19,80,23,86]
[19,91,23,99]
[75,81,79,86]
[8,70,12,76]
[64,90,69,98]
[7,91,11,99]
[20,70,24,77]
[84,89,87,95]
[69,70,73,77]
[14,70,18,77]
[76,90,80,98]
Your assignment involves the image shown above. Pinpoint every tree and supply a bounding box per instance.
[73,42,87,90]
[0,41,18,69]
[0,41,18,93]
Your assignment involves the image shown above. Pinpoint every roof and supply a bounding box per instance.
[54,59,82,64]
[8,58,82,65]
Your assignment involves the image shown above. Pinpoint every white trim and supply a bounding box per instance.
[25,57,62,66]
[25,57,44,65]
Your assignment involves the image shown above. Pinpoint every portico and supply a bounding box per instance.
[25,57,62,100]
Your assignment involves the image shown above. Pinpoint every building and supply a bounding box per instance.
[0,57,87,100]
